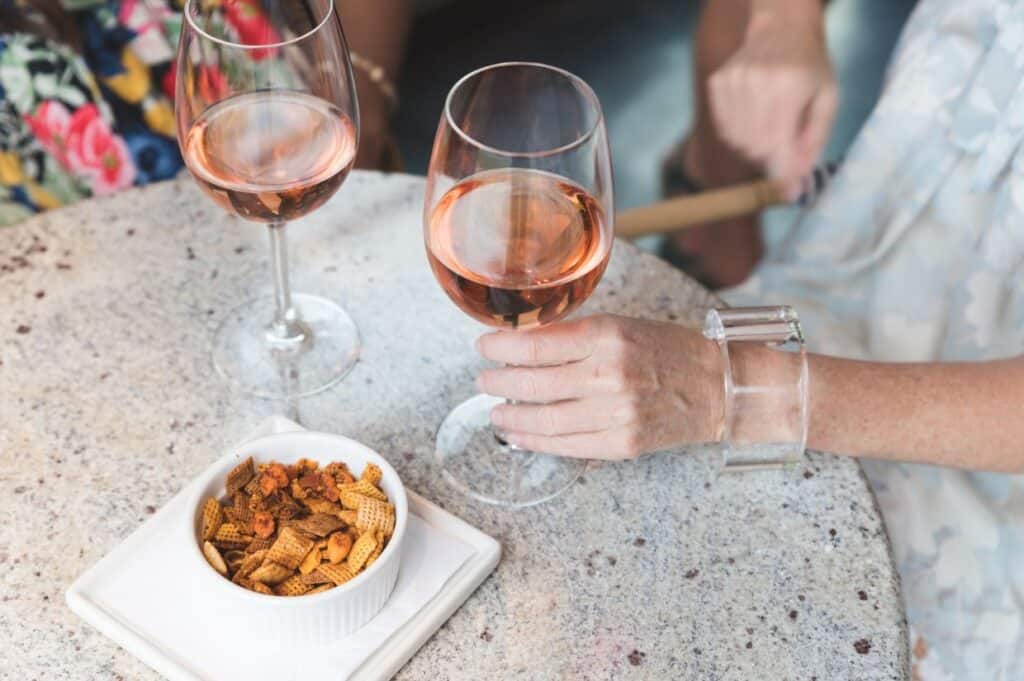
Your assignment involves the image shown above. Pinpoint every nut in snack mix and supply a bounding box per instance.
[200,457,396,596]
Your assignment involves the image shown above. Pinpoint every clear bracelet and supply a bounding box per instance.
[703,306,808,472]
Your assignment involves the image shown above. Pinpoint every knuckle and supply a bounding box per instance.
[611,430,642,459]
[620,396,644,424]
[536,405,560,435]
[739,67,761,88]
[603,317,631,351]
[516,372,540,400]
[708,70,728,93]
[600,357,631,391]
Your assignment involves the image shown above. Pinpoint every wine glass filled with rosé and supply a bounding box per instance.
[424,63,614,507]
[176,0,360,398]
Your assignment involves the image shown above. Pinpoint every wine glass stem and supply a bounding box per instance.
[267,221,308,349]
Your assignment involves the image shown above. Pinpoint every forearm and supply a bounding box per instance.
[806,354,1024,472]
[337,0,412,162]
[338,0,411,86]
[747,0,826,36]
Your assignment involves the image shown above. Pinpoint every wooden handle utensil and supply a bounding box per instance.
[615,161,839,239]
[615,178,785,239]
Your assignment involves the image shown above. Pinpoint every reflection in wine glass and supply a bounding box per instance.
[424,63,614,507]
[176,0,360,398]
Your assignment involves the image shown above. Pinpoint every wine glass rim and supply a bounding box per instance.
[183,0,335,51]
[444,62,604,159]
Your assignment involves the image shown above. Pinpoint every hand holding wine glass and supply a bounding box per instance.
[423,62,614,507]
[475,314,727,459]
[176,0,361,398]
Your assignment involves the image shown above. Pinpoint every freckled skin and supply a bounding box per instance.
[475,313,1024,471]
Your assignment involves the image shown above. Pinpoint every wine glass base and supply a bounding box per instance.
[212,293,360,399]
[435,394,586,508]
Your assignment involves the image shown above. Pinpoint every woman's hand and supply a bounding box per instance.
[708,0,837,200]
[475,315,725,460]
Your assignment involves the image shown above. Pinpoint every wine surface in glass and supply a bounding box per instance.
[182,90,356,223]
[427,168,610,329]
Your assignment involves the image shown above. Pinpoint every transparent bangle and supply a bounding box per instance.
[703,306,808,472]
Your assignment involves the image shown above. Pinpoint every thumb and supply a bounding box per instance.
[793,85,838,177]
[767,152,802,203]
[769,86,837,202]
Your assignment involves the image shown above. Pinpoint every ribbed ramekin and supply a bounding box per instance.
[182,430,408,646]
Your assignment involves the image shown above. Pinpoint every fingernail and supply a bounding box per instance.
[474,375,487,392]
[472,336,483,354]
[490,406,505,427]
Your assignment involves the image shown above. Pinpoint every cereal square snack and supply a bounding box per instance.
[197,457,394,596]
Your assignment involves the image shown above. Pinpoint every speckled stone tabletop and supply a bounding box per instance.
[0,172,907,680]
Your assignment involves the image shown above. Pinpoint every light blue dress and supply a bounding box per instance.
[727,1,1024,678]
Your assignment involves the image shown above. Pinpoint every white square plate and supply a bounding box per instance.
[66,416,501,681]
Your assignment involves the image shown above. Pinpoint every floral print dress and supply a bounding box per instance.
[0,0,185,224]
[0,0,276,225]
[727,1,1024,679]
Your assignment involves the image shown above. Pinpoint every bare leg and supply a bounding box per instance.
[665,0,762,289]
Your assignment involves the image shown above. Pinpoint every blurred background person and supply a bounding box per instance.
[660,0,836,288]
[2,0,914,242]
[0,0,411,225]
[388,0,915,288]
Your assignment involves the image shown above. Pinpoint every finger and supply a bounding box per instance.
[766,141,804,202]
[477,363,596,402]
[476,317,598,367]
[772,87,836,201]
[500,428,645,461]
[491,395,639,437]
[785,146,821,202]
[767,168,803,203]
[781,177,804,203]
[793,85,838,176]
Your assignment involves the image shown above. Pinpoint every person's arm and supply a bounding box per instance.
[706,0,837,199]
[805,353,1024,471]
[337,0,412,168]
[474,315,1024,473]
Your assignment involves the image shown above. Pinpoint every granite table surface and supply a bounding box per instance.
[0,171,907,680]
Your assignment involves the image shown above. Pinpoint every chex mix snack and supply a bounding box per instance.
[200,457,395,596]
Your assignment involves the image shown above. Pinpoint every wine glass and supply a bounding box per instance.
[176,0,360,398]
[423,63,614,507]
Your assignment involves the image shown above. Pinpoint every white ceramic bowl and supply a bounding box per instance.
[184,430,408,646]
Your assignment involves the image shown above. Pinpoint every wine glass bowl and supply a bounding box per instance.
[424,63,614,507]
[425,168,611,329]
[181,90,357,223]
[176,0,361,398]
